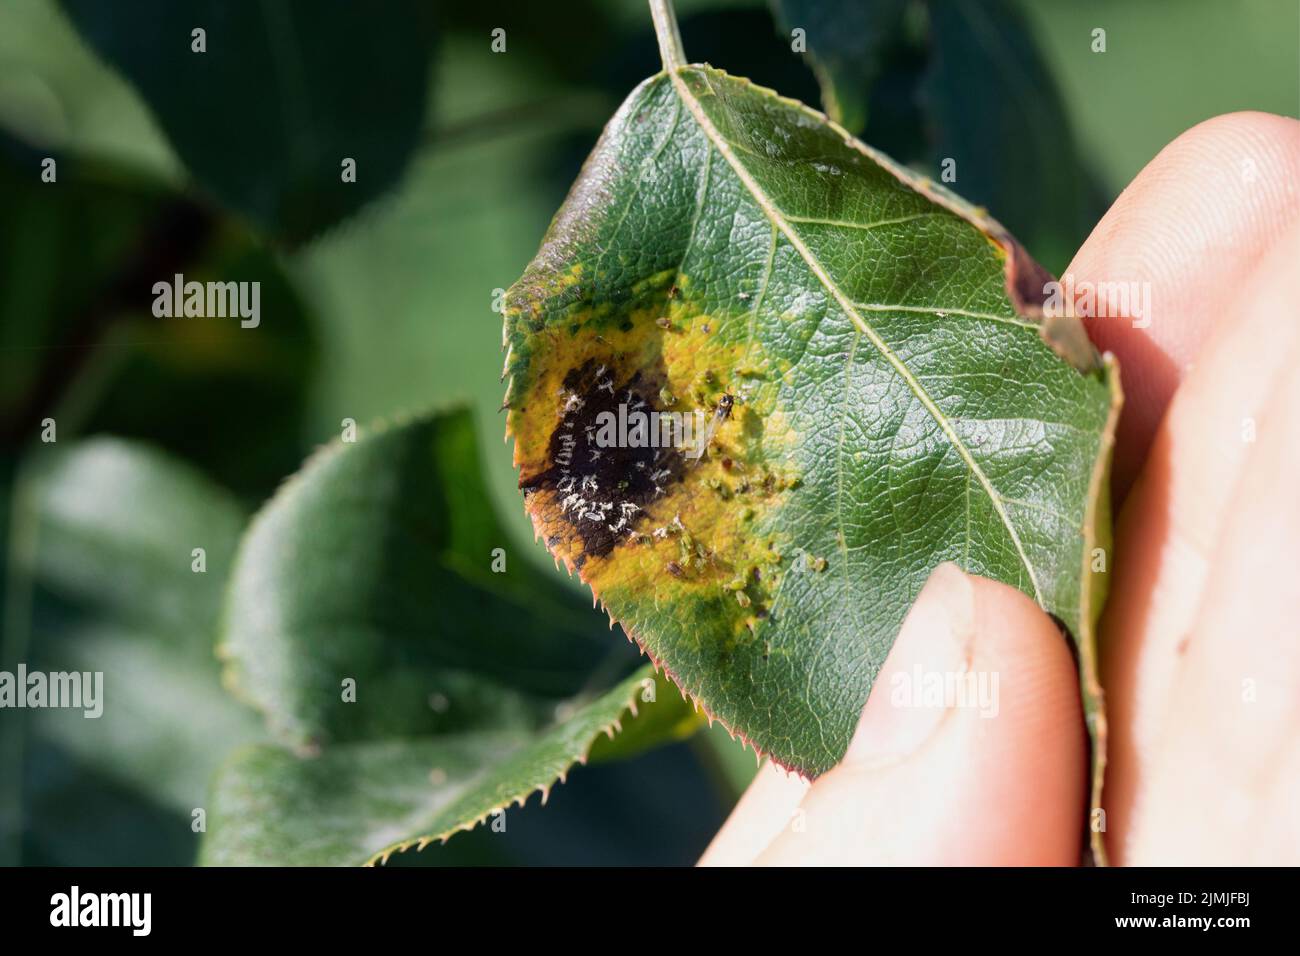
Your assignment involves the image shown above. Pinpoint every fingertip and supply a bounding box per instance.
[697,761,810,866]
[759,567,1087,865]
[1068,111,1300,493]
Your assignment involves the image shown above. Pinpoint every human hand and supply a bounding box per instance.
[700,112,1300,866]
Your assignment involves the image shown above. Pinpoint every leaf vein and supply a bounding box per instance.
[668,66,1044,605]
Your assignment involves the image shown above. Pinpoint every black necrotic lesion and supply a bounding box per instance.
[520,359,686,558]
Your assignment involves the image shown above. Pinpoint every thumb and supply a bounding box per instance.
[744,563,1088,865]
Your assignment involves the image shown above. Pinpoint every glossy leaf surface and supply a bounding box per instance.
[504,65,1119,780]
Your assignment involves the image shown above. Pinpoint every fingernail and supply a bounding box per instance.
[844,562,976,766]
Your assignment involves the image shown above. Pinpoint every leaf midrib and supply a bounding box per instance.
[664,66,1044,605]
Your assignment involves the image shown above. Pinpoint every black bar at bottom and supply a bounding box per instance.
[0,866,1278,940]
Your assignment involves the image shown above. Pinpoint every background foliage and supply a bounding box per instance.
[0,0,1294,865]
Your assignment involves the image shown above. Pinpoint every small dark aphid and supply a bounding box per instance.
[665,560,684,578]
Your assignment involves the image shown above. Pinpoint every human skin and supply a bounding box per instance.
[700,112,1300,866]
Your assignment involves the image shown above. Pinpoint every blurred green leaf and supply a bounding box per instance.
[0,0,178,178]
[770,0,908,133]
[438,0,619,86]
[207,409,697,863]
[15,439,263,865]
[0,138,168,428]
[202,666,667,866]
[921,0,1105,272]
[0,138,318,498]
[77,234,319,500]
[57,0,437,243]
[219,409,613,750]
[287,36,595,561]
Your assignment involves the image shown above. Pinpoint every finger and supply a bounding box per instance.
[1065,111,1300,495]
[1125,351,1300,864]
[1101,219,1300,862]
[698,761,810,866]
[754,564,1086,865]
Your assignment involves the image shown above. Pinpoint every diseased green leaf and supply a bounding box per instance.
[770,0,909,134]
[201,667,665,866]
[56,0,436,243]
[205,409,700,864]
[503,60,1120,848]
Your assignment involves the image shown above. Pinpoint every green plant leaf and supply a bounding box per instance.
[9,439,264,864]
[56,0,436,243]
[770,0,908,134]
[218,409,615,751]
[284,35,597,551]
[503,62,1120,847]
[0,0,179,178]
[769,0,1105,273]
[0,134,322,496]
[920,0,1105,273]
[0,138,167,428]
[206,408,701,864]
[201,666,667,866]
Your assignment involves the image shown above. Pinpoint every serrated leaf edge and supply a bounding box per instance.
[502,65,1120,784]
[366,668,656,866]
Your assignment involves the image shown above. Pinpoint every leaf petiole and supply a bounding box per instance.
[648,0,687,71]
